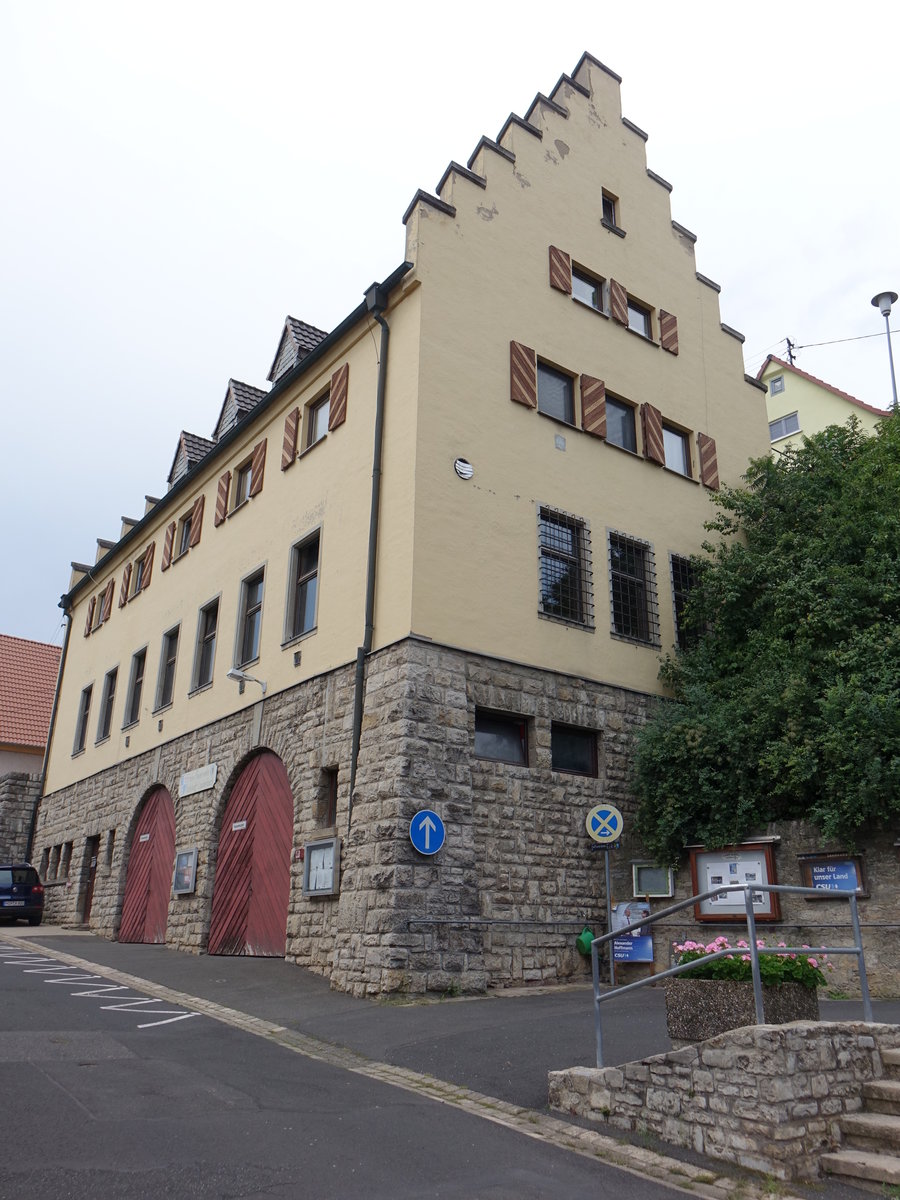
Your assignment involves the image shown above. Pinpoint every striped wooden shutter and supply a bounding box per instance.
[215,470,231,526]
[100,578,115,623]
[698,433,720,489]
[659,311,679,355]
[188,494,204,547]
[119,562,132,607]
[548,246,572,294]
[161,522,176,571]
[84,595,96,637]
[248,439,267,497]
[281,408,299,470]
[510,342,537,408]
[641,403,665,465]
[328,363,349,431]
[581,375,606,438]
[609,279,628,326]
[141,542,155,590]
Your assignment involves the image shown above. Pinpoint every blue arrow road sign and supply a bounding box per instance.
[409,809,446,856]
[585,803,624,844]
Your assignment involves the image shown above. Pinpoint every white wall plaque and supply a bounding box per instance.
[178,763,218,798]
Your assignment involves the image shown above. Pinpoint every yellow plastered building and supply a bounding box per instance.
[759,354,889,453]
[37,53,770,995]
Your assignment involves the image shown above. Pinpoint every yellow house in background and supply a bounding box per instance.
[758,354,889,453]
[36,52,772,995]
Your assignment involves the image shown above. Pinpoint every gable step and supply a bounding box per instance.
[840,1111,900,1151]
[821,1149,900,1187]
[864,1078,900,1114]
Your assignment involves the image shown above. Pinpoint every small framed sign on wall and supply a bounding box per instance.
[689,842,780,922]
[173,848,198,896]
[798,852,868,899]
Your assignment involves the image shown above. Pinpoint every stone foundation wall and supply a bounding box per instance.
[35,637,651,995]
[549,1021,900,1180]
[0,772,40,861]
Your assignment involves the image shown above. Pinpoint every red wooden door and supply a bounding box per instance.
[119,787,176,943]
[208,752,293,957]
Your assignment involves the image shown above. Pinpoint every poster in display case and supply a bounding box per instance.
[689,842,780,922]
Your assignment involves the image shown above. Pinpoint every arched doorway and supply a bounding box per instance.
[208,751,294,957]
[119,786,176,944]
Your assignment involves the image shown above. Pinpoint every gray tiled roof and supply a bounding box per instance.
[267,316,329,383]
[228,378,268,416]
[168,430,215,486]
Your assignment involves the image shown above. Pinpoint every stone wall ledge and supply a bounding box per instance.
[549,1021,900,1182]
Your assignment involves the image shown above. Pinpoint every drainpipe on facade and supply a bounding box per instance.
[26,605,72,863]
[348,284,390,834]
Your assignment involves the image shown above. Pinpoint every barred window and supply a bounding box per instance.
[539,507,593,628]
[608,531,659,645]
[670,554,698,650]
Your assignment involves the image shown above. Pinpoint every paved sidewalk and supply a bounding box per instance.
[3,924,895,1200]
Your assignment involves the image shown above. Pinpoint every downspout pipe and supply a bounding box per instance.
[26,605,72,863]
[348,284,390,833]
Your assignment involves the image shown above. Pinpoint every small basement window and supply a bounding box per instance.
[474,711,528,765]
[550,723,597,776]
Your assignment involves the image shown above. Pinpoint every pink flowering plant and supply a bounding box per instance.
[672,936,830,989]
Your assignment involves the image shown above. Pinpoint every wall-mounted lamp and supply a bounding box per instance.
[226,667,267,696]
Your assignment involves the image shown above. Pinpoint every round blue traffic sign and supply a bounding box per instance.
[409,809,445,856]
[586,804,624,844]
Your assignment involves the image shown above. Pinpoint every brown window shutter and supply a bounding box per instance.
[510,341,537,408]
[328,363,349,431]
[215,470,231,526]
[641,403,665,465]
[609,279,628,326]
[248,439,267,497]
[119,563,132,607]
[188,494,204,547]
[84,595,96,637]
[548,246,572,294]
[282,407,299,470]
[698,433,720,489]
[161,521,176,571]
[580,375,607,438]
[141,542,155,590]
[659,311,679,355]
[100,579,115,623]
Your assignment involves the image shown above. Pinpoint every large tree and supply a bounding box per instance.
[634,414,900,863]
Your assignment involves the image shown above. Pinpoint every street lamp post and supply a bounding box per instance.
[871,290,899,412]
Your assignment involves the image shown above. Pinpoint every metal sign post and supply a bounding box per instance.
[585,804,625,987]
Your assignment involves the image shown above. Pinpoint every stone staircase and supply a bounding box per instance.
[822,1046,900,1188]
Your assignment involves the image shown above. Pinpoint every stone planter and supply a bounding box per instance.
[666,978,820,1045]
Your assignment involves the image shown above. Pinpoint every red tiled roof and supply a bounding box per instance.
[0,635,61,751]
[757,356,890,417]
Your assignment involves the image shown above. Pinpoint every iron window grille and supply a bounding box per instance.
[608,530,659,646]
[538,507,594,628]
[670,553,698,650]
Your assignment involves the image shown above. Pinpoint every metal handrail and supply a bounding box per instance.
[590,882,873,1067]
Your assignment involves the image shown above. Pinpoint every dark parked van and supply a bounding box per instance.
[0,863,44,926]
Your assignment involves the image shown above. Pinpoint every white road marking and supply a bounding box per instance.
[137,1013,201,1028]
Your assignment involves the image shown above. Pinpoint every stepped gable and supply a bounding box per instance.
[267,317,328,384]
[0,634,61,752]
[167,430,215,488]
[404,50,670,233]
[212,378,268,442]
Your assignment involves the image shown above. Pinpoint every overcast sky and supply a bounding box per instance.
[3,1,898,646]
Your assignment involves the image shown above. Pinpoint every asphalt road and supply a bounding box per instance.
[0,941,690,1200]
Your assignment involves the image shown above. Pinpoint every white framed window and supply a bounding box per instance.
[537,362,575,425]
[769,375,785,395]
[123,648,146,727]
[306,392,330,448]
[769,411,800,442]
[571,267,605,313]
[606,395,637,453]
[73,685,93,755]
[627,299,652,339]
[193,598,219,690]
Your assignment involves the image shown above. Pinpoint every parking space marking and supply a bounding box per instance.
[1,944,200,1029]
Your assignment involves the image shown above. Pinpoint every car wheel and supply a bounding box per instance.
[27,915,42,927]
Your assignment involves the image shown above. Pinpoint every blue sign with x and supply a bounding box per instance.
[585,804,624,844]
